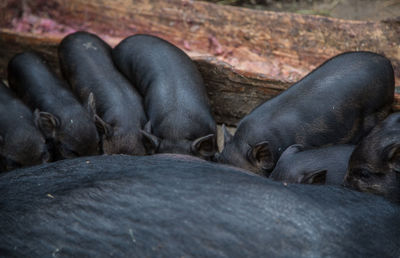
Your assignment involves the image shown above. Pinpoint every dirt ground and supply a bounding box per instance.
[202,0,400,21]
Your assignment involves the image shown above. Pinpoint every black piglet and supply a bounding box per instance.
[112,34,217,159]
[8,51,100,160]
[0,80,48,171]
[58,31,148,155]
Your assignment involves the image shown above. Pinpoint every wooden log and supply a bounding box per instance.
[1,0,399,124]
[1,0,399,84]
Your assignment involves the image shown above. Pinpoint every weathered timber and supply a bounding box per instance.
[1,0,399,83]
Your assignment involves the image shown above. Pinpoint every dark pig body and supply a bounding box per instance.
[344,112,400,202]
[58,31,147,155]
[112,35,217,158]
[0,155,399,257]
[218,52,394,175]
[0,81,48,171]
[270,144,355,185]
[8,51,100,159]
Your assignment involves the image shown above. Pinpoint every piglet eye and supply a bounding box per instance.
[352,169,370,179]
[360,171,370,179]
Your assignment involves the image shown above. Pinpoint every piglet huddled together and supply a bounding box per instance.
[217,51,394,176]
[58,32,148,155]
[8,51,100,159]
[2,31,217,166]
[1,32,399,202]
[1,30,399,256]
[112,34,217,157]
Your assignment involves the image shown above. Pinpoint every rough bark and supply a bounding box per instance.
[2,0,399,83]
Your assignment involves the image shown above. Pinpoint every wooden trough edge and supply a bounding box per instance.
[2,0,399,84]
[0,29,399,126]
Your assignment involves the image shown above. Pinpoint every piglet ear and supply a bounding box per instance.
[34,109,60,138]
[282,144,304,155]
[191,134,216,158]
[247,141,275,172]
[94,114,113,138]
[222,124,233,146]
[386,143,400,173]
[141,130,159,155]
[86,92,97,119]
[302,170,327,185]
